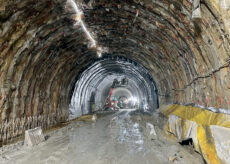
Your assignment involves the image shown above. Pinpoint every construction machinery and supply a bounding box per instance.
[103,78,129,110]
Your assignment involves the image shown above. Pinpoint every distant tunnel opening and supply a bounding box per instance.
[69,56,158,119]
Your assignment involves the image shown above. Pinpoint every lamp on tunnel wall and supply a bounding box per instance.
[130,97,138,104]
[192,0,201,19]
[220,0,230,9]
[96,46,102,58]
[129,97,139,108]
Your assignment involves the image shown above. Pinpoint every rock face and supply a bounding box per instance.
[0,0,230,143]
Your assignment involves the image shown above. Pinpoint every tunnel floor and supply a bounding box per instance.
[1,110,204,164]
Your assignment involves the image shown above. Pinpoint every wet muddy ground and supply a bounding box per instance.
[0,109,204,164]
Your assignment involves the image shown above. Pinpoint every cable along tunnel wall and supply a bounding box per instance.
[69,56,159,118]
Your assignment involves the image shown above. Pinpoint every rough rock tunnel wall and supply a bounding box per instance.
[0,0,230,143]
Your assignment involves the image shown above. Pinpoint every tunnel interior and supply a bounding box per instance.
[69,56,158,118]
[0,0,230,159]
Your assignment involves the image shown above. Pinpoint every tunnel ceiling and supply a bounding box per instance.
[0,0,230,122]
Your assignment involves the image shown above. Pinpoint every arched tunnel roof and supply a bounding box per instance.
[69,56,158,117]
[0,0,230,122]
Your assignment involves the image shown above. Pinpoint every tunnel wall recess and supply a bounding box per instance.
[0,0,230,144]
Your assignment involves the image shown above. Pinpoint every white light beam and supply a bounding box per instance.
[69,0,96,48]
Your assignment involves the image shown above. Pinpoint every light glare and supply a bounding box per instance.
[68,0,97,48]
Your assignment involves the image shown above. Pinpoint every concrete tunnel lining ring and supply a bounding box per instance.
[69,56,159,118]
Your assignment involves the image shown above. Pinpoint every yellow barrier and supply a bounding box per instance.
[161,104,230,128]
[197,125,220,164]
[160,104,230,164]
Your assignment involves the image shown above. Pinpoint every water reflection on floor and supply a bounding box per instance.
[1,109,204,164]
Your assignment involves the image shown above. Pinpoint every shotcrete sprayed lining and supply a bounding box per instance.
[69,56,159,119]
[1,0,230,147]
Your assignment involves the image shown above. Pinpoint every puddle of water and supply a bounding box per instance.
[113,110,145,153]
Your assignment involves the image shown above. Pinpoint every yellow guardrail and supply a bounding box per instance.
[160,104,230,164]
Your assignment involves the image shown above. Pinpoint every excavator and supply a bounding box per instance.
[103,78,129,110]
